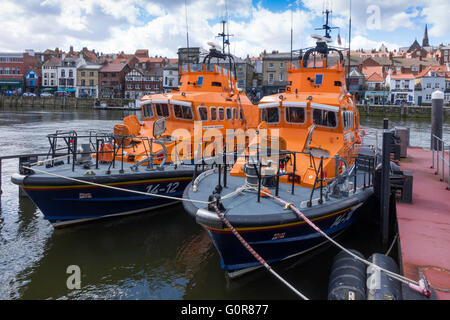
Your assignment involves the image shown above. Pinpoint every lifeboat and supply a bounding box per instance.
[182,26,379,278]
[11,46,258,227]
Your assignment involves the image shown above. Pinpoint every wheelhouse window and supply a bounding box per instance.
[226,108,232,121]
[312,109,337,128]
[218,107,225,121]
[232,108,237,120]
[210,107,217,121]
[285,107,306,124]
[198,106,208,121]
[260,107,280,123]
[342,111,354,130]
[143,104,154,119]
[155,103,170,117]
[239,107,244,120]
[173,104,193,120]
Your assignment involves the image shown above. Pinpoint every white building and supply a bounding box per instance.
[414,66,447,105]
[162,63,179,93]
[386,72,415,105]
[41,57,61,92]
[57,56,85,96]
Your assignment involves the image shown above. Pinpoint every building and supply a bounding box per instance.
[347,69,365,103]
[76,64,102,98]
[124,68,163,99]
[386,73,415,105]
[163,62,179,92]
[261,51,292,96]
[24,68,40,94]
[438,46,450,65]
[58,56,85,96]
[177,47,204,67]
[414,66,447,105]
[0,52,24,94]
[99,63,130,98]
[41,57,61,94]
[364,72,389,105]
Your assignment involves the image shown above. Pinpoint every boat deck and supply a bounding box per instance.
[397,147,450,300]
[187,167,373,224]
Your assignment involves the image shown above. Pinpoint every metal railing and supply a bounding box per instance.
[431,134,450,190]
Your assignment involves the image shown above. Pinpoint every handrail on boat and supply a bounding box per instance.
[431,134,450,190]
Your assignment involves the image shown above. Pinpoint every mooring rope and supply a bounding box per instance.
[21,165,212,205]
[213,204,309,300]
[260,191,431,298]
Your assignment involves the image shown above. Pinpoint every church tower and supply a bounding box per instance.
[422,24,430,47]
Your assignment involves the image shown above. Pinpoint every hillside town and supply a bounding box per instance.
[0,25,449,106]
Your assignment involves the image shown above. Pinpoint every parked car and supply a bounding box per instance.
[40,92,53,97]
[23,92,37,97]
[55,92,71,97]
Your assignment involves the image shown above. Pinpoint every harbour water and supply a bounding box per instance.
[0,107,448,300]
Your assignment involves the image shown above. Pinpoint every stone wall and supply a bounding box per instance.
[357,105,450,119]
[0,96,135,109]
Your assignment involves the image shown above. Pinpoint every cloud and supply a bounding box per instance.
[0,0,447,58]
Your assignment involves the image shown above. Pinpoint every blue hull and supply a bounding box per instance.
[200,205,361,276]
[20,174,192,226]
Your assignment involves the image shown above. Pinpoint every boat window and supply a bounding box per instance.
[312,109,337,128]
[315,74,323,86]
[212,82,222,87]
[239,107,244,120]
[342,111,353,129]
[218,107,225,121]
[173,104,193,120]
[285,107,306,124]
[226,107,232,121]
[197,106,208,121]
[210,107,217,121]
[232,108,237,120]
[143,104,154,119]
[260,107,280,124]
[155,103,170,117]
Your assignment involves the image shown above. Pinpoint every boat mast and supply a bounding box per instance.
[347,0,352,91]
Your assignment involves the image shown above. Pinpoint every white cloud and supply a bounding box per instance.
[0,0,447,57]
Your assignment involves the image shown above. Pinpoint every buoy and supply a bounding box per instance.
[328,250,367,300]
[366,253,402,300]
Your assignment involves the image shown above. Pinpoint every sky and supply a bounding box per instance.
[0,0,449,58]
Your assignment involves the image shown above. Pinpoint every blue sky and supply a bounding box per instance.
[0,0,448,57]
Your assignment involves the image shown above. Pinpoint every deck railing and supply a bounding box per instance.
[431,134,450,190]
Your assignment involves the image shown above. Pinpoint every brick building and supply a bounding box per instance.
[99,63,130,98]
[0,52,24,94]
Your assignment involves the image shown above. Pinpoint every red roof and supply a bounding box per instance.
[366,72,384,82]
[100,63,127,72]
[416,65,447,78]
[390,73,415,80]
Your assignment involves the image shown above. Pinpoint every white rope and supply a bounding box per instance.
[22,165,212,205]
[262,191,424,289]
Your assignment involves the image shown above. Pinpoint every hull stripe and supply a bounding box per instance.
[201,207,352,234]
[23,176,192,191]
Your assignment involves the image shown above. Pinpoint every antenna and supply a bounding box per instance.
[347,0,352,90]
[185,0,190,64]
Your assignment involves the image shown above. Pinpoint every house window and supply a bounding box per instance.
[81,71,85,77]
[435,83,440,88]
[90,80,94,86]
[426,94,432,100]
[268,73,274,84]
[90,72,94,77]
[268,63,274,69]
[69,70,73,77]
[61,70,65,77]
[427,83,432,88]
[81,79,86,86]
